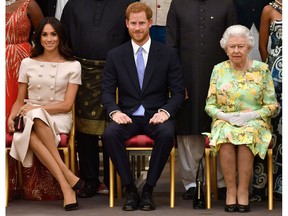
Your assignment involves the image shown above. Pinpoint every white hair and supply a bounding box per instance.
[220,25,255,51]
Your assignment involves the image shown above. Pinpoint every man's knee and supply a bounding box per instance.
[103,123,118,140]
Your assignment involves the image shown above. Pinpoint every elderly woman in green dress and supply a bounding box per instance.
[204,25,278,213]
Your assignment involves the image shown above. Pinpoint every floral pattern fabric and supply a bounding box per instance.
[204,60,278,159]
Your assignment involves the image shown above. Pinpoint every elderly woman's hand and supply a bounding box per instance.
[217,111,260,126]
[230,111,260,126]
[217,111,238,122]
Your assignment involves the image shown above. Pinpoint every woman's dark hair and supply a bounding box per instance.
[31,17,74,60]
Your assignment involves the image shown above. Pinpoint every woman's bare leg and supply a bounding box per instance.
[32,119,79,186]
[219,143,237,205]
[237,145,254,205]
[29,130,76,206]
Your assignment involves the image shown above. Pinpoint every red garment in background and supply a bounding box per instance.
[6,0,32,125]
[6,0,32,201]
[6,0,62,201]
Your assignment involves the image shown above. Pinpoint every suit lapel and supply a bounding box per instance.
[122,41,161,94]
[142,41,160,92]
[122,43,142,93]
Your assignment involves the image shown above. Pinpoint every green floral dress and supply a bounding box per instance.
[203,60,278,159]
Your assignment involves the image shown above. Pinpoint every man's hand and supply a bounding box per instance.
[149,111,169,124]
[111,111,132,124]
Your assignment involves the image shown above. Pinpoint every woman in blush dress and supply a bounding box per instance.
[7,17,84,211]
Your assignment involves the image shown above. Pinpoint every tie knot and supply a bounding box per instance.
[137,47,143,54]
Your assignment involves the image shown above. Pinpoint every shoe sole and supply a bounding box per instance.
[122,207,138,211]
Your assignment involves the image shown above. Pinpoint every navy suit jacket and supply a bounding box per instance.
[101,40,185,119]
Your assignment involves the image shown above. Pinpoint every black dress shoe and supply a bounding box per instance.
[140,192,155,211]
[64,194,79,211]
[72,179,84,192]
[182,187,195,200]
[238,204,250,213]
[77,183,97,198]
[122,192,140,211]
[64,202,79,211]
[224,204,239,212]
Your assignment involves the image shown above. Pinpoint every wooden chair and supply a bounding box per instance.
[204,136,273,210]
[109,135,175,208]
[5,105,76,207]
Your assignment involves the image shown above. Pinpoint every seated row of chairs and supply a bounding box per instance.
[5,106,273,210]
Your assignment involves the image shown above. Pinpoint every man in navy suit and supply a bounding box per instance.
[101,2,184,211]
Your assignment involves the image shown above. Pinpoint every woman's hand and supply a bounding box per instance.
[217,111,260,127]
[19,104,34,116]
[217,111,238,122]
[7,105,32,133]
[230,111,260,126]
[7,116,16,133]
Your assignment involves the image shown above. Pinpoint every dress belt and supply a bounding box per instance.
[74,56,106,67]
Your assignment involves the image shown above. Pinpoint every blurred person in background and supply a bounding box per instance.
[166,0,237,201]
[61,0,131,197]
[6,0,43,200]
[254,0,282,202]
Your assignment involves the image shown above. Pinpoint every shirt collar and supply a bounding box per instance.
[132,37,151,55]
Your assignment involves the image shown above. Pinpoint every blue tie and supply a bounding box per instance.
[133,47,145,116]
[137,47,145,89]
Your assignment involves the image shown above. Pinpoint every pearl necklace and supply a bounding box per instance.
[6,0,16,6]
